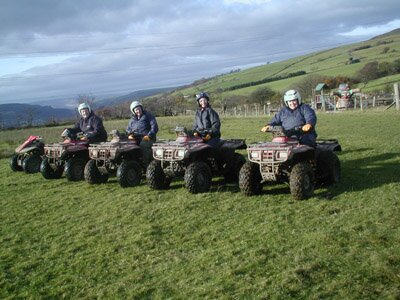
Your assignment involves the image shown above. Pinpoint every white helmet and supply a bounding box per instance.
[283,89,302,105]
[78,102,91,115]
[130,100,142,114]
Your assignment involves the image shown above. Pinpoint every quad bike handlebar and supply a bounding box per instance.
[193,128,212,137]
[61,130,88,141]
[266,125,304,137]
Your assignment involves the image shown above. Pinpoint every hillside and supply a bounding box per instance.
[170,28,400,99]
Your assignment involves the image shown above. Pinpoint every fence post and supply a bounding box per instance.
[395,83,400,111]
[373,96,376,107]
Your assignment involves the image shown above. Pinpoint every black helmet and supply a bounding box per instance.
[196,92,210,102]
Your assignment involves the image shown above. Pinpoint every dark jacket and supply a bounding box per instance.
[68,112,107,143]
[269,103,317,146]
[126,110,158,139]
[192,106,221,138]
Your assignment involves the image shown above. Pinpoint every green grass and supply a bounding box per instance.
[1,112,400,298]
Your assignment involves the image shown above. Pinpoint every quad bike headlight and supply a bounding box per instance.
[250,152,259,159]
[155,148,163,158]
[277,151,288,159]
[91,149,98,157]
[177,149,185,158]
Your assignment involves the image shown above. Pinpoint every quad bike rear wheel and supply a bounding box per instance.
[239,161,263,196]
[40,157,63,179]
[317,150,341,185]
[224,153,246,183]
[289,161,315,200]
[146,160,171,190]
[65,158,87,181]
[10,154,23,172]
[84,160,109,184]
[184,161,212,194]
[117,160,141,188]
[22,153,42,174]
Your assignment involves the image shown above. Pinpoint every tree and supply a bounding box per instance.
[292,74,326,100]
[249,87,276,106]
[23,107,37,127]
[378,62,391,77]
[390,59,400,75]
[356,61,380,83]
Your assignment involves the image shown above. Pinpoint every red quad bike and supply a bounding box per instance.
[9,135,44,173]
[84,130,144,188]
[239,126,341,200]
[40,132,90,181]
[146,126,247,194]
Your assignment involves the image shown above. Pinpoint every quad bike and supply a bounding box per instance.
[40,132,90,181]
[146,126,247,194]
[9,135,44,173]
[84,130,144,188]
[239,126,341,200]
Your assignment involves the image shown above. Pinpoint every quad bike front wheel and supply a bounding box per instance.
[239,161,263,196]
[40,157,63,179]
[146,160,171,190]
[65,158,87,181]
[84,160,109,184]
[289,161,315,200]
[10,154,23,172]
[184,161,212,194]
[22,153,42,174]
[117,160,141,188]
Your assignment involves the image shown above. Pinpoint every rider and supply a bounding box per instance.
[261,89,317,147]
[62,102,107,143]
[192,92,221,147]
[126,100,159,166]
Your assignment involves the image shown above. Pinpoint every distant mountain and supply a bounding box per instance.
[0,103,75,129]
[31,98,79,109]
[94,87,176,108]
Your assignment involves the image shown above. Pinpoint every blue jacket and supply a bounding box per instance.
[192,106,221,138]
[269,104,317,146]
[126,110,158,139]
[68,112,107,143]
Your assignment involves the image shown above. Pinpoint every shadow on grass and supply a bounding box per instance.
[320,151,400,199]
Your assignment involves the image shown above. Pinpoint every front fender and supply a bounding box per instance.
[288,145,315,162]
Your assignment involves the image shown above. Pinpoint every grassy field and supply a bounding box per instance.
[1,111,400,298]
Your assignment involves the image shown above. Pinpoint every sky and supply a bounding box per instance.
[0,0,399,106]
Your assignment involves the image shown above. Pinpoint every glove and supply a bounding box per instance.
[302,124,312,132]
[61,128,69,137]
[203,134,211,141]
[143,135,151,142]
[260,125,270,132]
[193,132,199,137]
[80,136,88,141]
[128,134,135,140]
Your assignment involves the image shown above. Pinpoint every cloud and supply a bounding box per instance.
[338,19,400,37]
[223,0,271,4]
[0,0,399,105]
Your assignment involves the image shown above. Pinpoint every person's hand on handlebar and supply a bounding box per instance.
[302,124,312,132]
[260,125,270,132]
